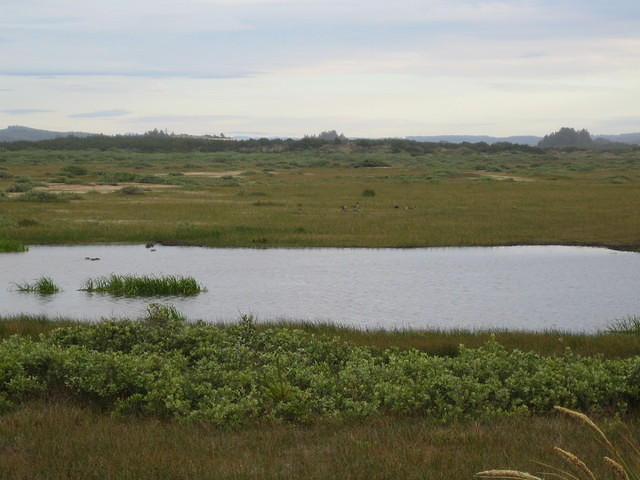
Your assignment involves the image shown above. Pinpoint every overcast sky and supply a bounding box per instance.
[1,0,639,137]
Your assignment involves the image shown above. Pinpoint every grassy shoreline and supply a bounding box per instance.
[2,312,640,358]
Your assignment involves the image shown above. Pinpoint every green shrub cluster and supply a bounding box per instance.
[1,305,640,426]
[15,191,78,202]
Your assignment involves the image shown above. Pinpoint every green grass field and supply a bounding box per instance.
[0,148,638,250]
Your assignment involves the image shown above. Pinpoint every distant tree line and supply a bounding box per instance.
[538,127,593,148]
[1,127,636,154]
[0,134,547,155]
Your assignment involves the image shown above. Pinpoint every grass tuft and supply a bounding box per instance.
[0,239,28,252]
[80,274,204,296]
[15,276,60,294]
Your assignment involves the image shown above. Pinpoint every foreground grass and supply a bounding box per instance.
[81,274,204,296]
[0,401,638,480]
[478,406,640,480]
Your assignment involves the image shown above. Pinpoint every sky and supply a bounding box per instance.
[1,0,639,138]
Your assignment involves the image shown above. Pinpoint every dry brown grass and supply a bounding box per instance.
[477,407,640,480]
[1,401,639,480]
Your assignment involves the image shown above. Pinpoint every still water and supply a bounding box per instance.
[1,245,639,332]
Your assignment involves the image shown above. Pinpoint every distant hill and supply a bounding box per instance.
[595,133,640,145]
[0,125,94,142]
[406,135,542,146]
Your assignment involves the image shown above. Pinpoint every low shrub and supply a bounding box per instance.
[17,218,39,227]
[15,191,75,202]
[2,307,640,426]
[119,186,145,195]
[6,182,33,193]
[60,165,88,176]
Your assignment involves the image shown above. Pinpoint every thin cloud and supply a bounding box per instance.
[1,109,52,115]
[0,70,256,79]
[131,114,244,123]
[69,109,130,118]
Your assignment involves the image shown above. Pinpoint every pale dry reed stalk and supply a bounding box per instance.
[553,447,596,480]
[604,457,630,480]
[475,470,543,480]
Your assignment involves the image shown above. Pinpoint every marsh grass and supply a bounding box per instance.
[14,276,60,294]
[256,320,640,358]
[0,314,79,338]
[80,274,204,296]
[1,315,639,358]
[608,317,640,335]
[477,407,640,480]
[1,149,639,250]
[0,239,27,252]
[1,402,639,480]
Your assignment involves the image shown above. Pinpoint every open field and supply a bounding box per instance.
[0,147,638,250]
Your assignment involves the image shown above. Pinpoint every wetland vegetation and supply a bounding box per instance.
[1,136,639,479]
[14,276,60,295]
[0,137,638,250]
[80,274,204,296]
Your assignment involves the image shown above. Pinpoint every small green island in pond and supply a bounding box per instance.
[80,274,205,296]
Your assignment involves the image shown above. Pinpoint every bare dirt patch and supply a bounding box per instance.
[468,172,533,182]
[182,170,244,177]
[35,183,177,194]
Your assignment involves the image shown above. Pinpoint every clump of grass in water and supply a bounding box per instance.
[0,240,28,253]
[80,274,204,296]
[476,406,639,480]
[15,277,60,295]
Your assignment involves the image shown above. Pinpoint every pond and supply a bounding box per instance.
[1,245,639,332]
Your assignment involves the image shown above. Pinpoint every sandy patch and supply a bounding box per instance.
[469,172,533,182]
[182,170,244,177]
[34,183,177,194]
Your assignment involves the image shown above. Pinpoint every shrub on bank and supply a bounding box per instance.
[1,305,640,426]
